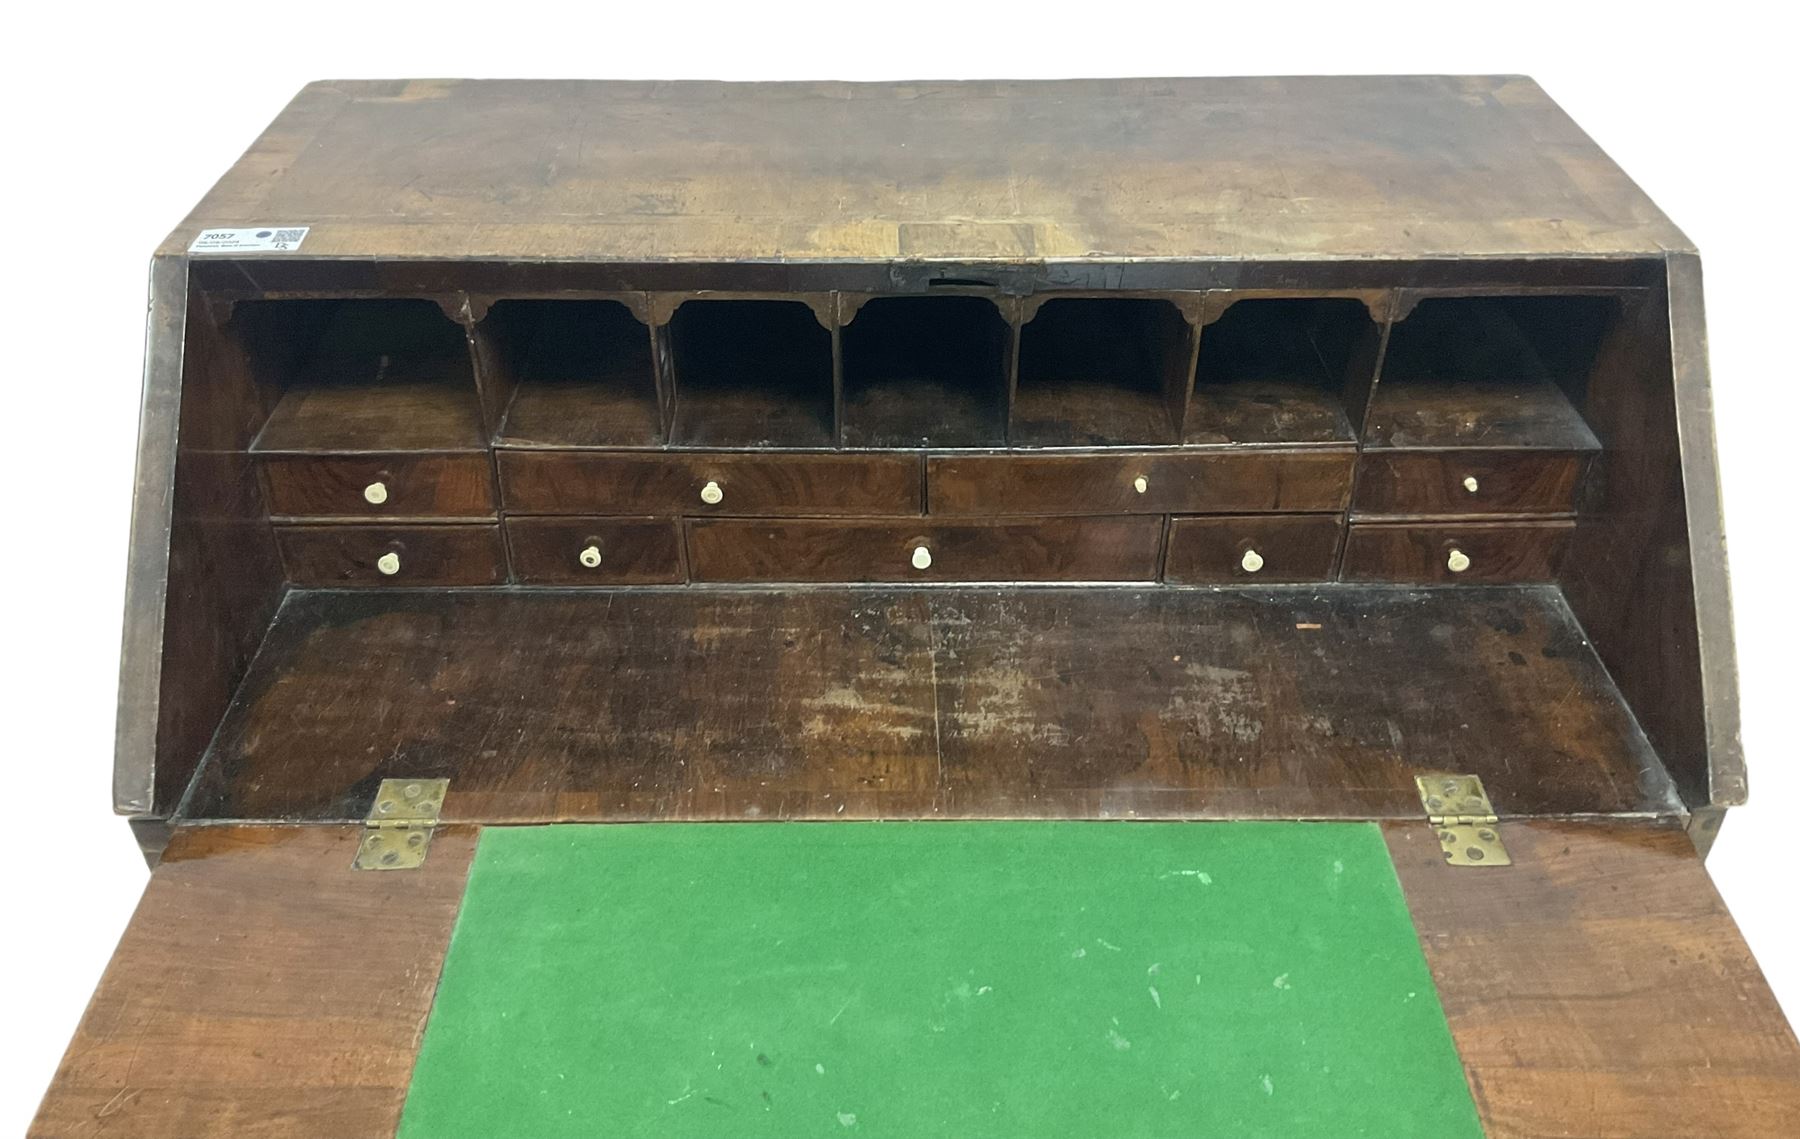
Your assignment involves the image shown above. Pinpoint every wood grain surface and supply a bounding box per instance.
[261,453,497,518]
[1341,520,1573,583]
[33,821,1800,1139]
[1351,450,1589,517]
[499,450,921,517]
[686,516,1163,582]
[29,825,477,1139]
[275,524,507,586]
[179,586,1674,823]
[928,449,1354,516]
[1387,819,1800,1138]
[254,381,488,454]
[1163,514,1343,583]
[505,516,684,584]
[164,78,1688,262]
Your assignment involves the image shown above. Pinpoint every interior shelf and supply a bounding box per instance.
[248,299,485,453]
[1188,297,1368,445]
[179,585,1674,824]
[1012,298,1189,446]
[1365,296,1611,450]
[488,300,661,448]
[669,299,835,447]
[841,296,1009,447]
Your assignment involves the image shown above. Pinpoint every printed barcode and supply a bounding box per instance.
[187,225,311,253]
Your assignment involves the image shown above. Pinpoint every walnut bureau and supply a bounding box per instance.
[29,78,1800,1138]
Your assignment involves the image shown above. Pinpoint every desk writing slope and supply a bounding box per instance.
[32,821,1800,1138]
[400,823,1481,1138]
[28,76,1797,1137]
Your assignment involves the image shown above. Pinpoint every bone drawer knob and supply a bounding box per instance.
[578,545,603,569]
[1462,476,1480,494]
[1133,475,1149,494]
[699,480,724,505]
[376,552,401,576]
[363,481,389,505]
[911,545,933,570]
[1446,548,1471,573]
[1240,548,1265,573]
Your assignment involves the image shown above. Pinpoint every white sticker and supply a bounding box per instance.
[188,226,311,253]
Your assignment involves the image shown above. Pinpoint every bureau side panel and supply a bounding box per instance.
[114,260,287,817]
[1558,264,1740,808]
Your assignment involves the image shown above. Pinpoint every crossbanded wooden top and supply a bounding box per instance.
[164,76,1690,263]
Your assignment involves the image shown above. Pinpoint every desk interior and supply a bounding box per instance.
[178,585,1674,824]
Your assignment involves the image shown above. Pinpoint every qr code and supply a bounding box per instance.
[272,229,307,244]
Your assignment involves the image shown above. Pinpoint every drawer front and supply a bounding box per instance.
[262,454,495,518]
[687,517,1163,582]
[1352,451,1589,517]
[927,449,1354,516]
[1165,515,1344,584]
[499,451,921,516]
[275,525,506,586]
[1340,521,1572,583]
[506,517,684,585]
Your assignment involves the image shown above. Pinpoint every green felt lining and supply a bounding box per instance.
[399,822,1482,1138]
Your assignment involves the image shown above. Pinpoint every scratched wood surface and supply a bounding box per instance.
[164,77,1688,261]
[28,826,477,1139]
[179,586,1675,823]
[32,821,1800,1138]
[1387,820,1800,1138]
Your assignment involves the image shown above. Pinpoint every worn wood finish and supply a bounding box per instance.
[840,295,1010,448]
[81,75,1777,1139]
[1369,295,1611,451]
[120,282,287,818]
[253,381,488,454]
[180,587,1672,823]
[261,453,496,518]
[1559,274,1736,808]
[498,380,664,449]
[927,450,1354,516]
[1012,298,1192,446]
[1389,820,1800,1138]
[668,299,836,448]
[484,298,663,449]
[499,450,921,517]
[1185,380,1355,446]
[1362,376,1600,451]
[1342,521,1572,583]
[1187,295,1373,445]
[165,78,1688,264]
[1164,514,1343,583]
[506,517,684,584]
[1351,450,1589,517]
[1007,381,1179,447]
[40,822,1800,1139]
[275,524,506,586]
[687,517,1163,582]
[29,825,477,1139]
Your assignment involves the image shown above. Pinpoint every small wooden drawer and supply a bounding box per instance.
[927,449,1354,516]
[687,517,1163,582]
[1340,521,1573,583]
[1352,450,1590,517]
[499,451,921,516]
[506,517,684,584]
[261,454,495,518]
[1165,515,1344,584]
[275,524,506,586]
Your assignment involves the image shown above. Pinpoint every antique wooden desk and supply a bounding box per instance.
[31,77,1800,1137]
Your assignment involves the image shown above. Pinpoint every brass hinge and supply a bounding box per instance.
[1416,772,1510,867]
[353,778,449,871]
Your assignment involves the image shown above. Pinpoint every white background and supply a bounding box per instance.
[3,3,1794,1130]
